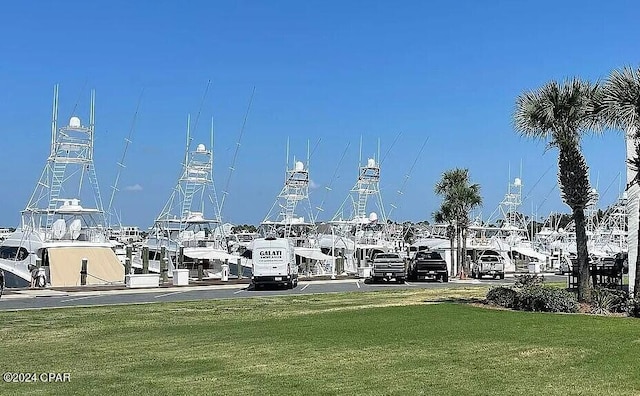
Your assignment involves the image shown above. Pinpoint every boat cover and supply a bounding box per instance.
[510,246,548,262]
[294,247,335,262]
[47,246,124,287]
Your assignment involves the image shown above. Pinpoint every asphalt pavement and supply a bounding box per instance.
[0,274,567,311]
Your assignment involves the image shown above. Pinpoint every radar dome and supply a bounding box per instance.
[369,212,378,222]
[295,161,304,171]
[514,178,522,187]
[367,158,376,167]
[69,116,81,128]
[196,144,206,152]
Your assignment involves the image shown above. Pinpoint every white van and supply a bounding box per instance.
[251,236,298,289]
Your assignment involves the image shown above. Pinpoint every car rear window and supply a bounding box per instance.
[376,254,399,259]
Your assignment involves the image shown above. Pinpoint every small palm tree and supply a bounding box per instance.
[599,66,640,298]
[448,183,482,277]
[514,78,600,302]
[434,168,482,277]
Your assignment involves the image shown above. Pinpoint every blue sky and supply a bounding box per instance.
[0,0,637,228]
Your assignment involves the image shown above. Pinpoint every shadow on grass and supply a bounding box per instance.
[424,297,485,304]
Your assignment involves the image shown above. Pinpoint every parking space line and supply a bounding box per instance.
[154,290,188,299]
[301,284,309,291]
[233,288,246,295]
[355,281,361,289]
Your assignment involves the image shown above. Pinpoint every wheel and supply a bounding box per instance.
[397,277,405,284]
[293,278,298,288]
[471,270,477,279]
[442,273,449,283]
[493,274,498,280]
[478,273,483,280]
[499,273,505,280]
[36,275,46,288]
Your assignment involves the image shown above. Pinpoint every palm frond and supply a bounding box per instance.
[513,77,601,144]
[600,66,640,132]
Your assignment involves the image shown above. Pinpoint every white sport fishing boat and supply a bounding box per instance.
[258,142,334,276]
[0,87,124,287]
[322,142,401,274]
[141,116,242,279]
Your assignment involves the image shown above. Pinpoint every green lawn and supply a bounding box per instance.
[1,287,639,395]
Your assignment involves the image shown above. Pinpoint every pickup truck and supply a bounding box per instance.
[407,250,448,282]
[471,254,505,279]
[370,252,406,283]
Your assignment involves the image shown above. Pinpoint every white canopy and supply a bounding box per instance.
[185,248,243,262]
[294,247,335,262]
[511,246,547,262]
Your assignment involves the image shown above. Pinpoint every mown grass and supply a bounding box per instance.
[1,287,639,395]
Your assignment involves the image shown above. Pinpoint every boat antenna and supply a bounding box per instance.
[184,114,191,169]
[360,135,364,168]
[316,142,351,221]
[522,163,554,203]
[535,184,558,214]
[379,131,402,166]
[286,136,290,175]
[191,79,212,137]
[50,84,59,157]
[219,86,255,214]
[214,116,215,159]
[600,171,621,204]
[305,138,322,162]
[107,88,145,228]
[387,137,428,219]
[69,79,88,118]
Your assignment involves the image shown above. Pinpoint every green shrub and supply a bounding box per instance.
[590,288,615,315]
[486,287,517,308]
[515,286,578,313]
[514,274,544,289]
[591,287,628,314]
[628,297,640,318]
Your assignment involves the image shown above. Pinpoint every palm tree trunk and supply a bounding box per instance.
[462,227,468,277]
[635,213,640,299]
[449,235,455,277]
[627,126,640,299]
[573,208,591,302]
[456,224,462,277]
[557,142,592,302]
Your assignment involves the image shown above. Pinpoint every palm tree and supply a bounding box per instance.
[434,168,482,277]
[514,78,601,302]
[448,183,482,277]
[598,66,640,298]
